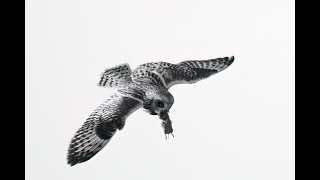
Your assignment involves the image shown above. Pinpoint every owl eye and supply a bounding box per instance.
[157,101,164,108]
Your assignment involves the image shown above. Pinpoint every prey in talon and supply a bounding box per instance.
[67,56,235,166]
[160,112,174,139]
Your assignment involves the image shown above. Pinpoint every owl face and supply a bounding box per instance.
[143,93,174,116]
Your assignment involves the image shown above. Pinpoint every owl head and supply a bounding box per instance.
[142,85,174,116]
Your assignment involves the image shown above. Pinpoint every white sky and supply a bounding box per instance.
[26,0,295,180]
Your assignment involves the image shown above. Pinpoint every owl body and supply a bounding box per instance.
[67,56,235,166]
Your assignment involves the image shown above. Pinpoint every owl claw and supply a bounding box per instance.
[164,133,174,140]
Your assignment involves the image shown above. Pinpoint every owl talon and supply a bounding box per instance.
[164,132,174,140]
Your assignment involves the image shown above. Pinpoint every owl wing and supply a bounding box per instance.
[97,63,132,88]
[162,56,234,88]
[67,92,143,166]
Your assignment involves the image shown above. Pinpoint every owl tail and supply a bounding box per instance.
[97,63,132,88]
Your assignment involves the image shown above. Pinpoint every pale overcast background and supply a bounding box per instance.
[26,0,295,180]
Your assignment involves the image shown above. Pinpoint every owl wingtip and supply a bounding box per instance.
[228,56,235,65]
[67,156,77,166]
[67,160,77,166]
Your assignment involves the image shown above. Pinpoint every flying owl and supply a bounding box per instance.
[67,56,235,166]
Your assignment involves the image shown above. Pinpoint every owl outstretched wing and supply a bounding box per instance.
[162,56,235,88]
[132,56,234,89]
[67,91,143,166]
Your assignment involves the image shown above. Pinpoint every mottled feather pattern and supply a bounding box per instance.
[179,56,234,72]
[132,68,164,85]
[98,63,132,88]
[67,93,142,166]
[166,56,234,87]
[131,56,234,88]
[116,84,145,103]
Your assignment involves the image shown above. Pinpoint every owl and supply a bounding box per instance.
[67,56,234,166]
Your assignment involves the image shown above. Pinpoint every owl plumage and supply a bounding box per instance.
[67,56,234,166]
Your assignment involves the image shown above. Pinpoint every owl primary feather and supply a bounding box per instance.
[67,56,235,166]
